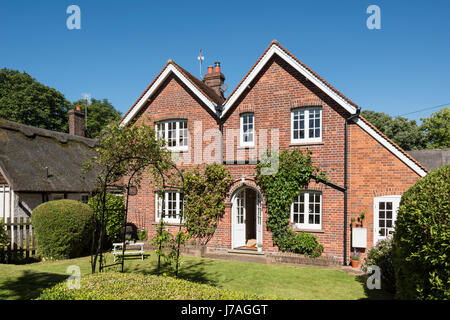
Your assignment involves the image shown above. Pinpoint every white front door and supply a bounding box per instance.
[256,193,263,247]
[373,195,401,245]
[233,189,246,248]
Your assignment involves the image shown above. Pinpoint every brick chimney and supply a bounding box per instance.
[68,106,85,137]
[203,61,226,98]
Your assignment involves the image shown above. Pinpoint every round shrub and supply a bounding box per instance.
[32,200,95,260]
[393,164,450,300]
[362,238,395,293]
[37,272,277,300]
[88,193,125,244]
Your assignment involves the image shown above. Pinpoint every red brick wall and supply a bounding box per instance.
[347,122,421,262]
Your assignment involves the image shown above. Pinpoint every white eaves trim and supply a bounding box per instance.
[355,118,427,177]
[120,64,218,126]
[221,44,358,117]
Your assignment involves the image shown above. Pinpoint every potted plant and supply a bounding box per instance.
[351,250,361,268]
[351,217,356,228]
[257,243,263,253]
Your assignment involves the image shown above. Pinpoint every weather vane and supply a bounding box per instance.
[197,49,204,77]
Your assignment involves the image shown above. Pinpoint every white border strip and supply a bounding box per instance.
[356,118,427,177]
[121,64,217,125]
[221,45,357,117]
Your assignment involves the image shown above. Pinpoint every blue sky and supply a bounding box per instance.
[1,0,449,123]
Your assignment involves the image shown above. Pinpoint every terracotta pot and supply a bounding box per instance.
[351,260,360,268]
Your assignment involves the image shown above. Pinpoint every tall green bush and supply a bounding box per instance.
[393,164,450,300]
[88,193,125,244]
[32,200,95,260]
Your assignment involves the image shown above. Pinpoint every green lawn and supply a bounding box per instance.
[0,253,392,300]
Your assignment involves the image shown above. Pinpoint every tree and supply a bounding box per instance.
[420,107,450,149]
[83,119,176,273]
[72,98,122,138]
[0,68,71,132]
[361,110,425,150]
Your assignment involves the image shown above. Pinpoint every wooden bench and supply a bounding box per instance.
[113,242,145,262]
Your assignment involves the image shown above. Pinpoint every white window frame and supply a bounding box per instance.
[291,107,322,143]
[290,191,322,230]
[239,113,255,147]
[155,119,188,152]
[155,191,184,224]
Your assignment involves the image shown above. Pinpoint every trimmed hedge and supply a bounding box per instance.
[37,272,277,300]
[393,164,450,300]
[32,200,95,260]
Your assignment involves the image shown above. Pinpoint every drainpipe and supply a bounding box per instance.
[215,105,224,164]
[343,107,361,265]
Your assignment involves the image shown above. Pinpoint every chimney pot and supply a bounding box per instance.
[203,62,225,98]
[214,62,221,73]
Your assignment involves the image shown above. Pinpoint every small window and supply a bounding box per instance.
[155,191,185,224]
[291,191,322,230]
[291,107,322,143]
[156,120,188,151]
[80,194,89,204]
[240,113,254,147]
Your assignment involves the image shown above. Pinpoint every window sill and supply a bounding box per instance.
[153,222,184,226]
[167,148,189,153]
[237,146,256,150]
[290,142,324,147]
[291,227,324,234]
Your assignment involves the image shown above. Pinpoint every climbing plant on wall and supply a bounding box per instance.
[255,149,326,258]
[182,163,232,245]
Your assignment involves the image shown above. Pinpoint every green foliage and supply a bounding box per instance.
[183,164,232,245]
[31,200,95,260]
[256,149,325,258]
[420,107,450,149]
[137,229,148,241]
[84,120,173,189]
[71,98,122,138]
[0,221,8,248]
[393,164,450,300]
[361,110,426,150]
[0,68,71,132]
[83,120,176,273]
[362,238,396,293]
[151,222,187,275]
[37,272,276,300]
[88,193,125,244]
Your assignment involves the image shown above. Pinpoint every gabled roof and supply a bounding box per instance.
[0,118,98,192]
[407,148,450,172]
[221,40,359,117]
[119,41,428,177]
[121,60,224,125]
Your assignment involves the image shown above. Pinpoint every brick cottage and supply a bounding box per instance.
[120,40,427,265]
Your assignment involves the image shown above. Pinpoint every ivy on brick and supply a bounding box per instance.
[255,149,326,258]
[183,163,232,245]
